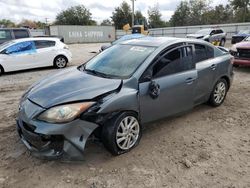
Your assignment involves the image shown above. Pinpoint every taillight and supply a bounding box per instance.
[64,45,69,50]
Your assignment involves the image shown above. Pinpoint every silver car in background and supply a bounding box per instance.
[187,28,227,46]
[17,37,233,160]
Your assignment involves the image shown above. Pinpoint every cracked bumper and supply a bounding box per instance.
[16,99,99,160]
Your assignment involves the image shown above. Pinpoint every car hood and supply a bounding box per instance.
[186,34,204,39]
[235,41,250,49]
[27,67,122,108]
[232,33,250,37]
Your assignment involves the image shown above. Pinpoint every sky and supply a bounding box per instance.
[0,0,228,24]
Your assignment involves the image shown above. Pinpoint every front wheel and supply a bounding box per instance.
[209,79,228,107]
[54,56,68,69]
[101,112,142,155]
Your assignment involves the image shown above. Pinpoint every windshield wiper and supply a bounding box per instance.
[84,68,113,78]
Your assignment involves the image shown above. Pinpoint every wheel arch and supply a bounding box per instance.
[0,64,4,74]
[53,54,68,64]
[220,75,230,89]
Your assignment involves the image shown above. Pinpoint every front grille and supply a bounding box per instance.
[237,48,250,59]
[232,36,245,44]
[23,121,36,132]
[19,121,64,151]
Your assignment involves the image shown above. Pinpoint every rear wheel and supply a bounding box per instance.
[220,39,225,47]
[209,78,228,107]
[101,112,142,155]
[54,56,68,69]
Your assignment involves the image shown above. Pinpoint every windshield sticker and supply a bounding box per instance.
[130,46,147,52]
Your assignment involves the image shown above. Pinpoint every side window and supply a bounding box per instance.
[152,46,193,78]
[207,46,214,59]
[5,41,35,55]
[34,40,56,49]
[194,44,207,63]
[13,30,29,39]
[0,30,12,40]
[217,29,223,34]
[193,44,214,63]
[210,30,216,35]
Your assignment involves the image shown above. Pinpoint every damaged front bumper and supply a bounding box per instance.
[16,99,99,160]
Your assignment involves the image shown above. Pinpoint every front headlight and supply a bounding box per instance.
[38,102,95,123]
[230,44,237,52]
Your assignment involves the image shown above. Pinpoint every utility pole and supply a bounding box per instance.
[45,18,49,25]
[131,0,135,26]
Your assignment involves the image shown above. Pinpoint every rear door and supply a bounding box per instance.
[190,43,217,105]
[139,45,198,123]
[1,41,36,72]
[34,40,57,67]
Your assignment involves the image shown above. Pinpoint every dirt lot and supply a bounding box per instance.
[0,43,249,188]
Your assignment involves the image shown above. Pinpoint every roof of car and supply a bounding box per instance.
[8,37,60,43]
[120,36,210,47]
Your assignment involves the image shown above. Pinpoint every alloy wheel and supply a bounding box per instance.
[116,116,140,150]
[56,57,67,68]
[214,82,226,104]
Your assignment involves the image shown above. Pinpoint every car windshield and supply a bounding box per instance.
[244,36,250,41]
[112,34,144,45]
[0,40,15,51]
[195,29,212,35]
[83,44,155,79]
[238,30,250,34]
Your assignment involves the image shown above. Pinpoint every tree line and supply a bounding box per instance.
[1,0,250,29]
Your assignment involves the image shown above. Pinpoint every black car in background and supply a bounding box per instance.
[0,28,31,44]
[231,30,250,44]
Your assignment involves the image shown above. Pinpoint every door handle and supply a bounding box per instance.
[185,77,196,84]
[210,64,217,70]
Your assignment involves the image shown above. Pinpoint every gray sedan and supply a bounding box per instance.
[17,37,233,160]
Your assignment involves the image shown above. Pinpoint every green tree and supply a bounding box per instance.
[0,19,15,28]
[111,1,132,29]
[134,11,145,24]
[101,19,112,26]
[230,0,250,22]
[170,1,191,26]
[55,5,96,25]
[202,4,234,24]
[148,4,166,28]
[189,0,210,25]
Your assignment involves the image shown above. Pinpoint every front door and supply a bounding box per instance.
[2,41,36,72]
[139,45,198,124]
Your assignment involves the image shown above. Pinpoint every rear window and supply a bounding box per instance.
[34,40,56,49]
[13,30,29,39]
[194,44,214,63]
[0,30,12,40]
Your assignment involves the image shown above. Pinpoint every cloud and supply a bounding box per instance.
[88,3,113,12]
[0,0,228,24]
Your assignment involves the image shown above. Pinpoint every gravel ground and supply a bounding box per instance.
[0,43,249,188]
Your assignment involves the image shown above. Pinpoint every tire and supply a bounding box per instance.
[233,64,239,68]
[220,38,225,47]
[54,56,68,69]
[209,78,228,107]
[101,112,142,155]
[0,65,4,76]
